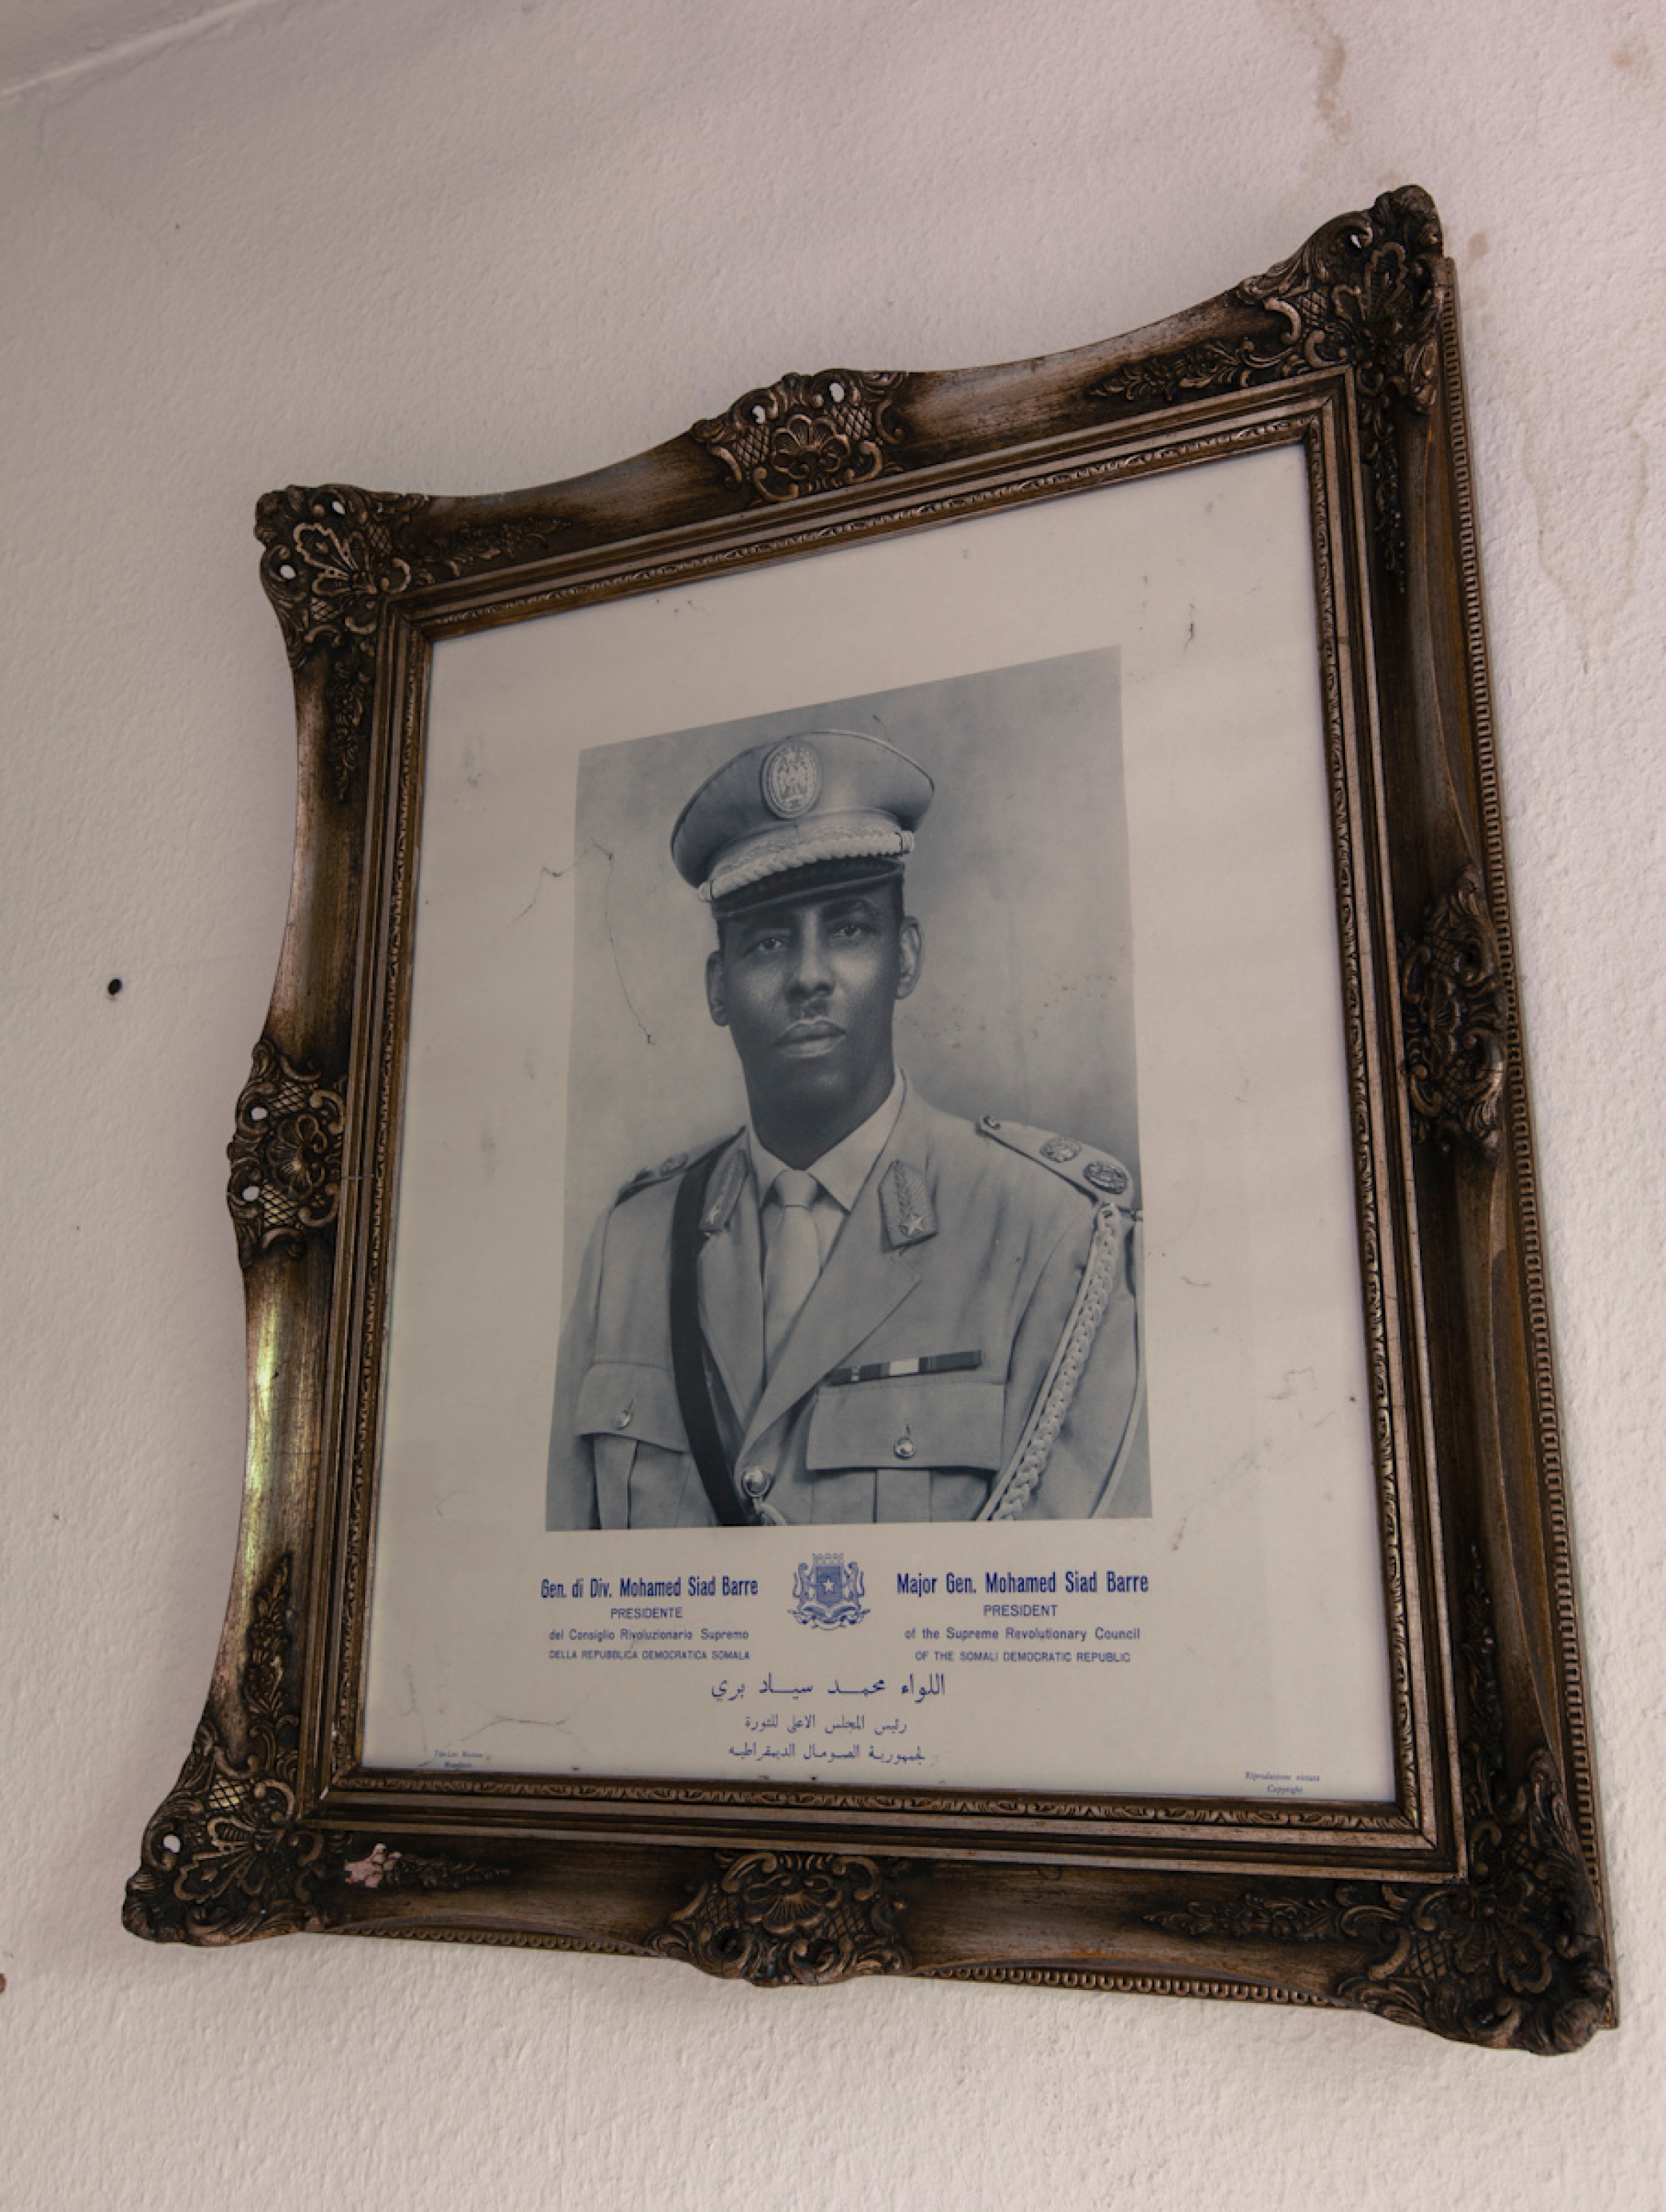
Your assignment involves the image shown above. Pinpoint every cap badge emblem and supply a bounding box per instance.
[761,738,821,819]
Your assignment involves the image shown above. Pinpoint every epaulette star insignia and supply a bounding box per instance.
[879,1158,936,1247]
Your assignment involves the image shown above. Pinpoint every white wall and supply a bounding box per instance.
[3,1,1662,2204]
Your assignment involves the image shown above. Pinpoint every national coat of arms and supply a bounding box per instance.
[761,737,821,818]
[790,1553,868,1629]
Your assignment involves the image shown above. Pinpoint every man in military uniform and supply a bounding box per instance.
[547,729,1143,1529]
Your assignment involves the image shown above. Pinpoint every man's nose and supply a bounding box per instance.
[786,922,834,996]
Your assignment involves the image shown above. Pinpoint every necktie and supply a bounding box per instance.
[764,1168,821,1371]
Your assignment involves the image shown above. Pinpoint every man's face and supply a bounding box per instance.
[706,883,923,1143]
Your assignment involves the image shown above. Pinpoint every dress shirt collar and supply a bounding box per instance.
[748,1067,906,1214]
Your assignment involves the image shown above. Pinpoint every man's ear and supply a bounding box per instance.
[895,915,923,1001]
[705,948,730,1027]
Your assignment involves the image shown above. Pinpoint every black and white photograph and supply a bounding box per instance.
[546,654,1148,1532]
[359,447,1400,1799]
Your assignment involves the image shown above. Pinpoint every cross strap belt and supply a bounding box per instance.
[670,1144,753,1528]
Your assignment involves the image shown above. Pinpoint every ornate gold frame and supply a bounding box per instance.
[126,189,1614,2053]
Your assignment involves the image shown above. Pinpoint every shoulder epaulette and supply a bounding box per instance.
[975,1114,1135,1204]
[614,1133,743,1208]
[615,1152,690,1203]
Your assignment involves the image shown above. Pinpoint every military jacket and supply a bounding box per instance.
[546,1087,1142,1528]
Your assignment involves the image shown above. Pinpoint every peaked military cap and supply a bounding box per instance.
[670,729,934,912]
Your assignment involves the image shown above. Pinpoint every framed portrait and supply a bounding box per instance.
[127,187,1614,2053]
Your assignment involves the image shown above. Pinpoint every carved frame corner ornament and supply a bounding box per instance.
[226,1035,347,1268]
[1399,864,1508,1161]
[255,483,572,797]
[124,1556,320,1945]
[124,1556,514,1945]
[138,190,1610,2049]
[647,1851,913,1985]
[1145,1552,1612,2054]
[691,368,910,506]
[1090,184,1444,579]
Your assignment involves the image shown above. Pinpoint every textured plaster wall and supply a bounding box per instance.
[2,1,1662,2205]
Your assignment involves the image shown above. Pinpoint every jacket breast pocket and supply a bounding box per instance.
[575,1361,691,1529]
[806,1377,1005,1475]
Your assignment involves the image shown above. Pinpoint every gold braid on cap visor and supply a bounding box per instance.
[701,824,915,904]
